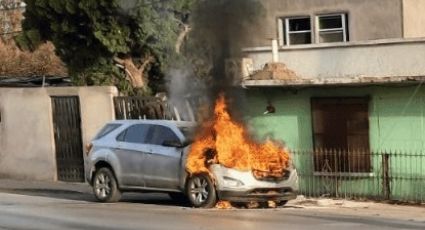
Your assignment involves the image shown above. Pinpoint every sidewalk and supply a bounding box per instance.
[288,195,425,222]
[0,178,91,194]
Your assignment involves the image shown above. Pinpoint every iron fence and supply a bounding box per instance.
[292,149,425,203]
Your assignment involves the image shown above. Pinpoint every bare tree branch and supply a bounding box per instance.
[175,24,191,54]
[138,55,155,72]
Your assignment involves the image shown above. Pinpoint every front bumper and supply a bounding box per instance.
[210,164,299,202]
[218,189,297,202]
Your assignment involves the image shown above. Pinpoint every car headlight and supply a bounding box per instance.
[223,176,244,187]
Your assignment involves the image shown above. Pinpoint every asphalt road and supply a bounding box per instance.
[0,191,424,230]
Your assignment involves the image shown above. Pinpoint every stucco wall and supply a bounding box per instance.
[403,0,425,38]
[244,39,425,79]
[0,86,117,181]
[245,0,403,47]
[0,88,55,180]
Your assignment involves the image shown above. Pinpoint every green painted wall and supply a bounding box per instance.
[243,85,425,151]
[242,84,425,201]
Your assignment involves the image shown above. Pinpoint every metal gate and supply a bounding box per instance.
[51,96,85,182]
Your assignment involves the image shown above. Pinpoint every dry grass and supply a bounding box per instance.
[0,39,67,77]
[1,1,67,78]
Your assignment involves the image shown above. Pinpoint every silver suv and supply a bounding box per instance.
[85,120,298,208]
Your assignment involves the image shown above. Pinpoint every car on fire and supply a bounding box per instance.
[85,120,298,208]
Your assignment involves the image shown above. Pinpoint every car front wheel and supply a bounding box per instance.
[93,167,121,203]
[186,174,217,208]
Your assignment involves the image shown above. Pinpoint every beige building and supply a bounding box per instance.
[235,0,425,84]
[237,1,425,202]
[245,0,425,47]
[0,86,117,181]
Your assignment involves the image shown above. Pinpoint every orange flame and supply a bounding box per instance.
[215,201,233,209]
[186,94,290,178]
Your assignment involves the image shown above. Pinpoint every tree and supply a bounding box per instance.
[18,0,195,95]
[0,0,66,77]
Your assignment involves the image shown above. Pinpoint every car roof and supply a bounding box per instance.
[107,119,197,128]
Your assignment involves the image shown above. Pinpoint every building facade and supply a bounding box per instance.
[244,0,425,47]
[238,0,425,202]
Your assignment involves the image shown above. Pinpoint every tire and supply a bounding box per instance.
[186,174,217,208]
[93,167,121,203]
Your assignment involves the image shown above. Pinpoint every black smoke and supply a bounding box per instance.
[188,0,265,110]
[166,0,265,121]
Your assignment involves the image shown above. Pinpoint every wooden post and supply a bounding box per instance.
[382,154,391,200]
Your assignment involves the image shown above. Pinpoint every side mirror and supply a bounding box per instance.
[162,140,184,148]
[182,139,193,147]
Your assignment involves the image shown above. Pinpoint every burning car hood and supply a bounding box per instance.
[209,164,298,191]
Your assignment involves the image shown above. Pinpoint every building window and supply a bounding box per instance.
[279,13,349,46]
[316,14,348,43]
[311,97,370,173]
[284,17,312,45]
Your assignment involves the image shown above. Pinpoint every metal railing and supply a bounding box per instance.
[292,149,425,203]
[113,96,197,121]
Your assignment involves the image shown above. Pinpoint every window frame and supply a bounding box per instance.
[279,13,349,46]
[283,16,313,46]
[315,13,348,43]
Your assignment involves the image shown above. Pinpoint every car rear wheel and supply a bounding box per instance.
[186,174,217,208]
[93,167,121,203]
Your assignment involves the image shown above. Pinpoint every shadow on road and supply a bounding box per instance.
[0,188,301,209]
[0,188,191,207]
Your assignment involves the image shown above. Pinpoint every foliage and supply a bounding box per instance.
[0,0,67,77]
[0,0,24,40]
[19,0,195,95]
[0,39,67,77]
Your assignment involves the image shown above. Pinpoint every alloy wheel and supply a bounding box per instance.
[188,177,210,205]
[94,171,112,199]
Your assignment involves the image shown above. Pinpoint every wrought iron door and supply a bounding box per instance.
[51,96,84,182]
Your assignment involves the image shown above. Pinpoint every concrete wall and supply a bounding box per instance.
[0,86,118,181]
[244,39,425,80]
[244,86,425,152]
[245,0,403,47]
[403,0,425,38]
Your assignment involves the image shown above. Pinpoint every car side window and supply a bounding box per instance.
[116,130,127,142]
[146,125,180,145]
[117,124,150,144]
[95,124,121,140]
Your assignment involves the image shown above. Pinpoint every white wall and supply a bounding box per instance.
[244,39,425,80]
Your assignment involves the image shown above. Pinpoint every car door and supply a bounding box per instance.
[115,124,150,187]
[142,124,183,189]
